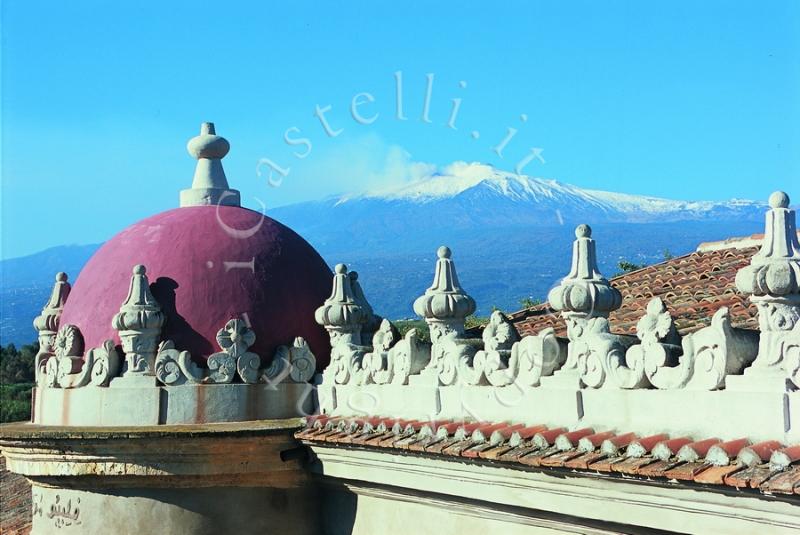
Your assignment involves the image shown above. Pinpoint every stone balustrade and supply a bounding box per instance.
[316,191,800,444]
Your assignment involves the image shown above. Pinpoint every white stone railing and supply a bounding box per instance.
[315,192,800,444]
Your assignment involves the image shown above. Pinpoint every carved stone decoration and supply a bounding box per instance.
[413,246,476,343]
[547,225,623,381]
[349,271,383,345]
[315,264,370,347]
[683,307,759,390]
[474,311,521,387]
[287,337,317,383]
[33,272,71,385]
[362,319,400,384]
[432,337,484,386]
[609,298,682,389]
[155,340,203,386]
[88,340,122,387]
[112,265,165,378]
[205,319,260,384]
[206,352,237,384]
[631,298,685,389]
[571,317,639,389]
[512,328,568,387]
[389,329,431,385]
[642,307,759,390]
[44,324,85,388]
[323,343,370,385]
[263,347,291,383]
[548,225,623,334]
[735,191,800,387]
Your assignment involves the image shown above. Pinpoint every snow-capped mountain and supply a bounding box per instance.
[272,162,766,239]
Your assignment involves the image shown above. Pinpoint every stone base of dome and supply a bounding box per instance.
[32,382,316,426]
[0,419,319,535]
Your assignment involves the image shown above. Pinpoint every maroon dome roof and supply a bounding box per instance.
[60,205,332,369]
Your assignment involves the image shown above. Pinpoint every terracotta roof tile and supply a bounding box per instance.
[761,467,800,494]
[637,460,682,478]
[564,451,607,470]
[626,433,669,457]
[509,246,760,338]
[725,465,778,489]
[587,455,627,472]
[297,418,800,498]
[694,464,744,485]
[771,445,800,470]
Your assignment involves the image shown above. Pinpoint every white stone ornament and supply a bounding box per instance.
[389,329,430,385]
[474,311,521,387]
[155,340,203,386]
[413,246,476,342]
[315,264,371,346]
[180,122,241,207]
[33,272,71,384]
[42,324,84,388]
[59,339,122,389]
[547,225,623,384]
[88,340,122,387]
[735,191,800,388]
[287,337,317,383]
[641,306,758,390]
[511,328,568,387]
[547,225,623,328]
[112,265,165,379]
[362,320,432,385]
[629,298,684,389]
[362,319,400,384]
[206,319,260,384]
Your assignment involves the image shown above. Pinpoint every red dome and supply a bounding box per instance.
[60,206,332,369]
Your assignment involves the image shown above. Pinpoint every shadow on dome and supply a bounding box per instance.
[151,276,214,358]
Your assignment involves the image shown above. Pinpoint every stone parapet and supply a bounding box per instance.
[0,419,318,534]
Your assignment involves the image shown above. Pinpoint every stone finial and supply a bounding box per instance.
[349,270,383,340]
[413,246,476,341]
[732,191,800,388]
[315,264,369,346]
[33,272,71,349]
[735,191,800,297]
[112,265,165,378]
[179,122,241,207]
[547,225,622,322]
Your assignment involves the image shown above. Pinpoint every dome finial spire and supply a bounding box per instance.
[179,122,241,207]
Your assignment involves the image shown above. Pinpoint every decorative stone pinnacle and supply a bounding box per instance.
[315,263,369,345]
[548,224,622,318]
[413,246,476,341]
[112,264,165,377]
[736,191,800,298]
[179,122,241,208]
[33,272,71,336]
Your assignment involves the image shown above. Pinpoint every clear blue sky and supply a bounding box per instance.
[2,0,798,259]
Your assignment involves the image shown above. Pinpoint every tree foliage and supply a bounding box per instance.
[0,342,38,423]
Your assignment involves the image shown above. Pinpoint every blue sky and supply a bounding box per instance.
[2,0,799,259]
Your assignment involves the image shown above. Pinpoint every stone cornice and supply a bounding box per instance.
[0,419,308,489]
[309,445,800,534]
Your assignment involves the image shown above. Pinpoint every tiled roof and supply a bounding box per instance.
[509,243,760,338]
[297,416,800,496]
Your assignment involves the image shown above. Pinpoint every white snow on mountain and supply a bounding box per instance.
[333,161,763,215]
